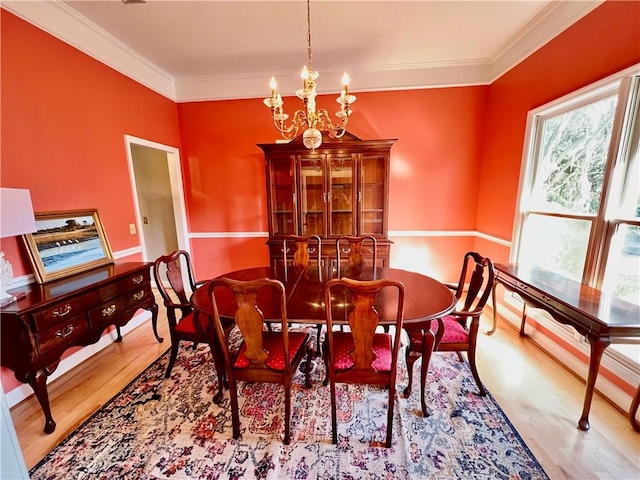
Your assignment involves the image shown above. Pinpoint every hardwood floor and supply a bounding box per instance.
[9,300,640,478]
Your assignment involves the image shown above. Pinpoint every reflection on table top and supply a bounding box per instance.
[191,265,456,325]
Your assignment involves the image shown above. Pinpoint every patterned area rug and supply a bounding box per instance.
[30,329,548,479]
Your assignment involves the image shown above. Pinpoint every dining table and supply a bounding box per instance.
[190,264,456,406]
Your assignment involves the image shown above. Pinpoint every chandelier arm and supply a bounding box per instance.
[316,109,348,138]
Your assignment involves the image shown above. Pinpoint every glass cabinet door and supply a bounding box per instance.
[299,154,325,236]
[268,157,296,235]
[328,154,356,236]
[360,154,386,236]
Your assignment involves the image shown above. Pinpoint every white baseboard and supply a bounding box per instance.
[5,311,151,409]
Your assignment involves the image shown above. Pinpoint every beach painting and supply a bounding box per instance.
[22,209,114,283]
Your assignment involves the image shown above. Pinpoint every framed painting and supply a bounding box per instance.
[22,209,114,284]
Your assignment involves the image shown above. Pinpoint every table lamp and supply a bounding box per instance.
[0,188,36,304]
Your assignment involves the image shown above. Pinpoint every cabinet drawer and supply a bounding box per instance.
[126,272,148,289]
[88,297,127,330]
[36,315,89,355]
[125,285,153,310]
[33,299,90,331]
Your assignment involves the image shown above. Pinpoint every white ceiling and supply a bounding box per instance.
[3,0,603,102]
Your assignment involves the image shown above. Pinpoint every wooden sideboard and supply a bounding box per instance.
[0,262,160,433]
[490,263,640,431]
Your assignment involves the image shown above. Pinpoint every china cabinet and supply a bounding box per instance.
[258,132,396,267]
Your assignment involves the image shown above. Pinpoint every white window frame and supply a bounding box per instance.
[511,64,640,370]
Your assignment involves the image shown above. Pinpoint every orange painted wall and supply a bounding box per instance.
[178,87,488,283]
[0,10,182,276]
[0,10,182,392]
[474,0,640,394]
[476,0,640,242]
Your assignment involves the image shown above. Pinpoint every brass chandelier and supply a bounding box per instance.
[263,0,356,150]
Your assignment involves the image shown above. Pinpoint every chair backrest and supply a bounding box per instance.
[282,235,322,267]
[336,235,377,269]
[324,277,404,373]
[452,251,495,321]
[153,250,198,308]
[207,277,292,372]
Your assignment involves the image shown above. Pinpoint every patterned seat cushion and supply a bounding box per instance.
[234,331,308,370]
[433,315,469,344]
[332,332,392,372]
[406,315,470,347]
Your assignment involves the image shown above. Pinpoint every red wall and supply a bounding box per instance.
[177,87,488,280]
[0,10,182,275]
[476,0,640,242]
[0,10,182,392]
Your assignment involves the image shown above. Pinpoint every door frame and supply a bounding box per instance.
[124,135,190,261]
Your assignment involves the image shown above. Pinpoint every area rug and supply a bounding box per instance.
[30,328,548,479]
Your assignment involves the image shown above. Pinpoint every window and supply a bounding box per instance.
[515,65,639,364]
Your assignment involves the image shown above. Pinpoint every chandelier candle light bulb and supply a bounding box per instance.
[263,0,356,150]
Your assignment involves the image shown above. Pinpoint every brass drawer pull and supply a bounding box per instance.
[132,275,144,285]
[133,290,145,301]
[102,304,117,317]
[55,325,75,338]
[52,305,72,317]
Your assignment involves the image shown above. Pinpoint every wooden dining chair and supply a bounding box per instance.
[206,276,313,445]
[282,234,322,268]
[403,251,495,415]
[282,234,323,351]
[153,250,230,402]
[336,235,378,270]
[323,277,405,448]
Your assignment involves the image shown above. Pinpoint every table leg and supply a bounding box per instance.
[519,304,527,337]
[629,381,640,432]
[28,370,56,434]
[487,281,498,335]
[420,327,436,417]
[579,335,610,431]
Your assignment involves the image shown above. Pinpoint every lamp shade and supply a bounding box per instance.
[0,188,36,238]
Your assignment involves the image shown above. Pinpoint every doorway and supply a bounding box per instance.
[124,135,189,263]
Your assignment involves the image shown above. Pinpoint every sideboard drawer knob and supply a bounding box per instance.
[55,324,75,338]
[102,304,117,317]
[52,305,72,317]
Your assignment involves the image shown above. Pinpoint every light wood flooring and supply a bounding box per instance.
[9,300,640,478]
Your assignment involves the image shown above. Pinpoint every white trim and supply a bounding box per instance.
[488,0,603,82]
[7,273,35,289]
[113,246,143,259]
[4,310,152,408]
[124,135,191,260]
[495,300,638,418]
[1,0,602,103]
[185,229,511,245]
[188,231,269,239]
[389,230,511,247]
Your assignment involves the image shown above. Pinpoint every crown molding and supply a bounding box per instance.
[2,0,603,102]
[488,0,604,81]
[1,0,177,101]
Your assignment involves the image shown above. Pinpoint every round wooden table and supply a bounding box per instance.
[190,264,456,408]
[192,265,456,324]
